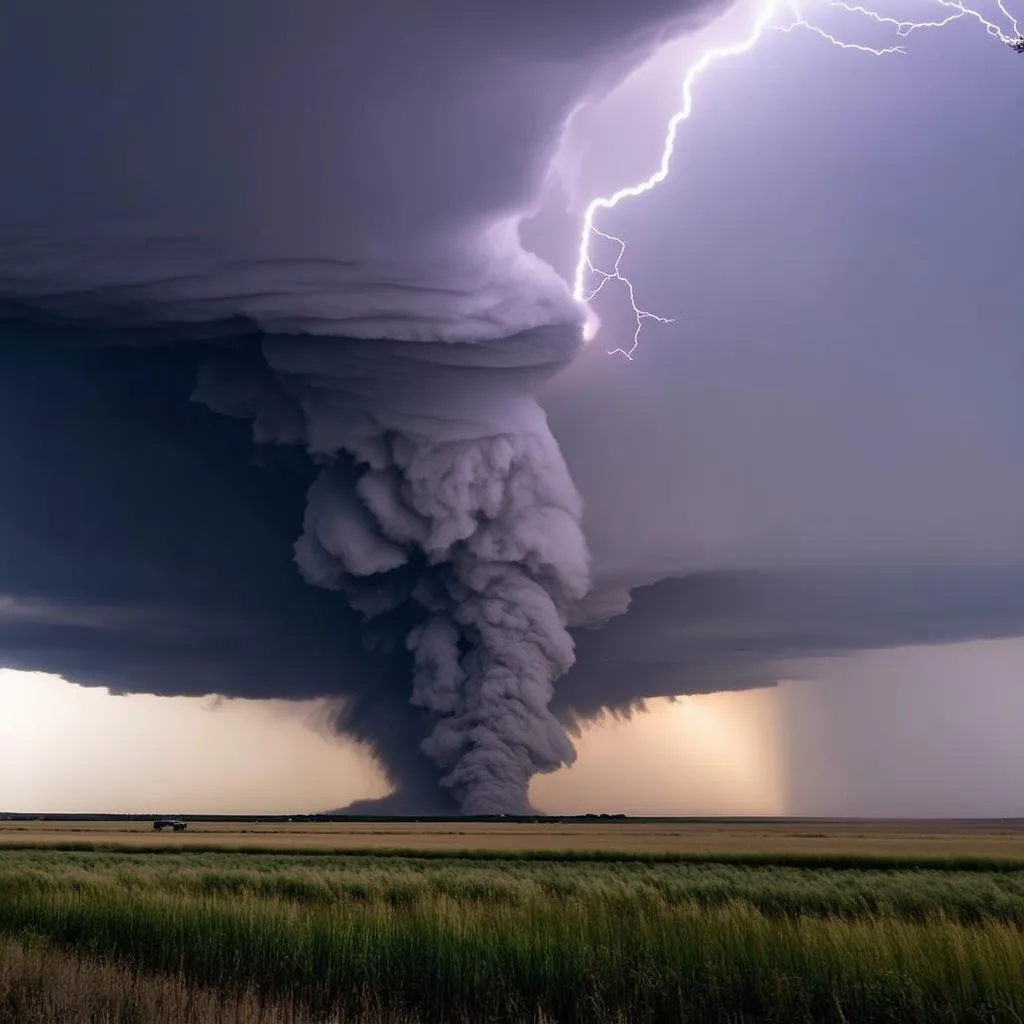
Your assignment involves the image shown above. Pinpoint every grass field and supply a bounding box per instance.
[1,821,1023,1022]
[3,817,1024,859]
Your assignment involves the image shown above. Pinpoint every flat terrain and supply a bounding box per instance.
[3,817,1024,860]
[3,820,1023,1022]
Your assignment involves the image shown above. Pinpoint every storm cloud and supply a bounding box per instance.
[2,328,1022,809]
[1,0,731,812]
[1,1,1023,812]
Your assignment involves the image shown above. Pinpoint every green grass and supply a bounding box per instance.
[5,850,1024,925]
[1,849,1023,1022]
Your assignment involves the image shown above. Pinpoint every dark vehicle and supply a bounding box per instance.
[152,819,187,832]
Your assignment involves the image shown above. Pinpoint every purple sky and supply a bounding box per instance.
[540,14,1024,575]
[536,10,1024,813]
[0,0,1022,813]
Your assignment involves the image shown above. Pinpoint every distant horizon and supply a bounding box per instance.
[5,812,1024,824]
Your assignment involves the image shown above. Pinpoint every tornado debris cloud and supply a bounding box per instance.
[197,329,589,813]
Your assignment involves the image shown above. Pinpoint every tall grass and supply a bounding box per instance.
[0,936,329,1024]
[4,850,1024,925]
[1,849,1023,1022]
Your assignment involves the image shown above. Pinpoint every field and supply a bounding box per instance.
[2,820,1023,1022]
[5,817,1024,859]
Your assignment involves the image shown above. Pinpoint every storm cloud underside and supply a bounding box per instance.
[2,2,1022,811]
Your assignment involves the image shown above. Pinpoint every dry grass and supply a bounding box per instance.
[0,934,601,1024]
[3,818,1024,860]
[0,936,320,1023]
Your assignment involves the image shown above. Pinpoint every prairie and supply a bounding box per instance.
[1,827,1023,1023]
[3,817,1023,860]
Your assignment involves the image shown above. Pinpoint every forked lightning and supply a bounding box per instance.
[573,0,1023,359]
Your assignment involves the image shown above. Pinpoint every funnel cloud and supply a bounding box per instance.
[198,331,589,812]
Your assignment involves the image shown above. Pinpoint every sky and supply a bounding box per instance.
[5,638,1023,816]
[0,671,785,816]
[0,0,1022,816]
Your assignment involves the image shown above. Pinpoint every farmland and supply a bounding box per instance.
[4,816,1024,860]
[1,819,1023,1022]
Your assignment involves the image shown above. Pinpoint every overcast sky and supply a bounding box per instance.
[1,1,1022,816]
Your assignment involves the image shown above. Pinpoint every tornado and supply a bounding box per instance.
[196,328,589,812]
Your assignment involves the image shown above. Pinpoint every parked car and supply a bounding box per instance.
[152,819,187,832]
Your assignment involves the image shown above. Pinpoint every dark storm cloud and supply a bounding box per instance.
[557,567,1024,721]
[0,0,734,812]
[3,1,1023,813]
[0,332,462,810]
[0,336,354,697]
[0,0,721,340]
[3,329,1023,810]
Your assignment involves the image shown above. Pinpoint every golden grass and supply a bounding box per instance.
[0,936,325,1023]
[3,818,1024,860]
[0,928,625,1024]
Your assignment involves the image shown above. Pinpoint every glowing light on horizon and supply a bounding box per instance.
[574,0,1023,359]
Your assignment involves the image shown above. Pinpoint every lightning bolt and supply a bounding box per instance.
[573,0,1023,359]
